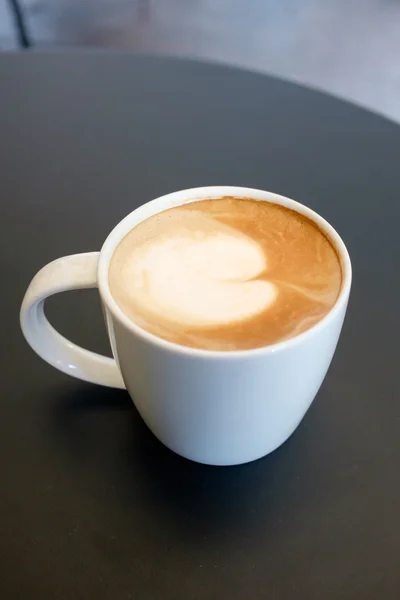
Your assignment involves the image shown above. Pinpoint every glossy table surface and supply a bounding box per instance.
[1,53,399,600]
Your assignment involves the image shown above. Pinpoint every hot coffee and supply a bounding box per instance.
[109,197,342,351]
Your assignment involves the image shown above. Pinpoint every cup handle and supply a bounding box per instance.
[20,252,125,389]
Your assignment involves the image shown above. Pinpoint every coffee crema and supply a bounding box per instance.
[109,198,342,351]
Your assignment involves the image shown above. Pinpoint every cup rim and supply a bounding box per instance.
[97,186,352,359]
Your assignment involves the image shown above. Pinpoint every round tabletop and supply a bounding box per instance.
[1,53,399,600]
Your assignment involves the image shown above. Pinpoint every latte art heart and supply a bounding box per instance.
[109,198,342,351]
[122,232,277,327]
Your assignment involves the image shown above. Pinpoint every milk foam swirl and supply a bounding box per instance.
[119,231,277,326]
[109,198,342,351]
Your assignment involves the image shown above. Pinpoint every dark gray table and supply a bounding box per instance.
[1,53,399,600]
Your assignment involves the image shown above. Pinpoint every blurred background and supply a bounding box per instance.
[1,0,400,122]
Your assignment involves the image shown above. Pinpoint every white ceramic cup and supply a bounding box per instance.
[20,187,351,466]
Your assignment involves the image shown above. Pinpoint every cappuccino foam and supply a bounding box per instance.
[109,198,342,351]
